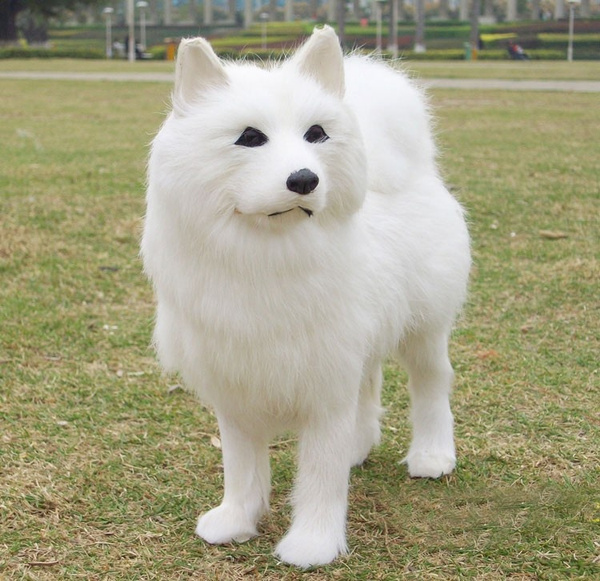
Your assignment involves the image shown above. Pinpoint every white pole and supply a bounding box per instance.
[260,13,268,50]
[204,0,213,25]
[285,0,293,21]
[137,2,148,51]
[567,4,574,62]
[506,0,517,21]
[244,0,252,28]
[141,10,145,51]
[388,0,398,59]
[107,14,112,58]
[127,0,135,63]
[103,7,114,58]
[376,3,382,53]
[567,0,581,63]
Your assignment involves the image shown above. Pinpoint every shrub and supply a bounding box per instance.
[0,46,104,59]
[210,35,293,49]
[147,45,167,60]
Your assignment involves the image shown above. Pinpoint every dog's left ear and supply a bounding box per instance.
[289,25,345,98]
[173,37,227,115]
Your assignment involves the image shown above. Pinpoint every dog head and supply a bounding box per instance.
[149,26,367,234]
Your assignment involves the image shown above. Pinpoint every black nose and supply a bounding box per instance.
[286,168,319,195]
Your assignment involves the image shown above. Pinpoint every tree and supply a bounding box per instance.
[0,0,101,43]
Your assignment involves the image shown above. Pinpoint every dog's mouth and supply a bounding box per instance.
[268,207,313,218]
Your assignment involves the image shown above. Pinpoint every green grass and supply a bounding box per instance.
[1,57,599,82]
[406,60,600,80]
[0,68,598,579]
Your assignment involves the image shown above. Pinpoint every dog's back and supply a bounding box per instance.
[344,56,437,196]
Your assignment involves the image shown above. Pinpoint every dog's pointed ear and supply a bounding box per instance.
[290,25,345,98]
[173,37,227,115]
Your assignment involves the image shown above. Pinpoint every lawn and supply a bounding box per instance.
[1,57,600,82]
[0,66,598,579]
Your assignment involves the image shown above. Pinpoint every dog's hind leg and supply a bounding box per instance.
[351,361,383,467]
[195,413,270,544]
[399,328,456,478]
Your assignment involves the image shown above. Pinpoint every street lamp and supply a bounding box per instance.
[260,13,268,51]
[126,0,135,63]
[388,0,398,59]
[567,0,580,62]
[102,7,114,59]
[414,0,426,54]
[136,1,148,52]
[375,0,386,54]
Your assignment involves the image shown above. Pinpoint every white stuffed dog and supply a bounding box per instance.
[141,26,471,568]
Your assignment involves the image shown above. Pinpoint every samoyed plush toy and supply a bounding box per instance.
[141,26,470,568]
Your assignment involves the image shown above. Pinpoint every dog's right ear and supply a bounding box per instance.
[173,37,227,115]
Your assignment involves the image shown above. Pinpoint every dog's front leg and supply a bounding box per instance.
[195,413,270,544]
[275,412,354,568]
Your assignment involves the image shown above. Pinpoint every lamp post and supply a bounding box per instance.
[260,12,268,51]
[126,0,135,63]
[567,0,580,62]
[414,0,426,53]
[375,0,386,54]
[388,0,398,59]
[102,7,114,59]
[136,1,148,51]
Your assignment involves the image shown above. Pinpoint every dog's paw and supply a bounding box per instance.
[275,528,347,568]
[195,504,258,544]
[404,450,456,479]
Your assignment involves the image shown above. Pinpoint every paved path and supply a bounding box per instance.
[1,70,599,92]
[423,78,600,93]
[0,71,174,83]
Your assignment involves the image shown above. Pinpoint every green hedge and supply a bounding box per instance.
[245,22,310,37]
[0,46,104,59]
[387,48,567,60]
[147,45,167,60]
[0,44,579,62]
[150,45,574,62]
[210,35,294,48]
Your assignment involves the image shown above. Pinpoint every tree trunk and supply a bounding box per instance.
[0,0,23,43]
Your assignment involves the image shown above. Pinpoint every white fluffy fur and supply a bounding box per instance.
[141,26,470,568]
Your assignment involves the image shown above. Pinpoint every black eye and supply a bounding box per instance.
[235,127,268,148]
[304,125,329,144]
